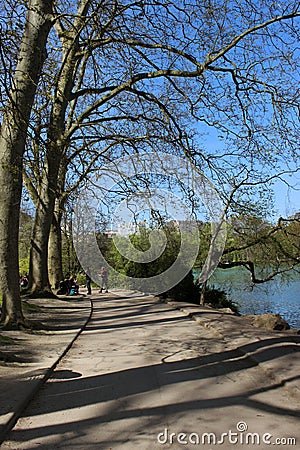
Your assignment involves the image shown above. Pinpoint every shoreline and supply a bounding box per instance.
[193,268,300,329]
[168,297,300,332]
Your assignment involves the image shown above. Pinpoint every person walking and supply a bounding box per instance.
[99,266,108,293]
[86,272,92,295]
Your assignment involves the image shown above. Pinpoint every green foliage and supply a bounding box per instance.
[223,215,300,268]
[195,222,211,267]
[104,228,177,279]
[19,257,29,275]
[102,227,200,300]
[74,273,86,285]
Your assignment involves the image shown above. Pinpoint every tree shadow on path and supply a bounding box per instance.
[6,336,300,447]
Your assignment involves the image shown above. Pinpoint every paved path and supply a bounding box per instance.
[1,293,300,449]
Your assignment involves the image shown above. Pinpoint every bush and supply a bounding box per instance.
[106,229,201,300]
[204,285,240,314]
[161,270,200,303]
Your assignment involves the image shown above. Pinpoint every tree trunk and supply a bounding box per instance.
[48,159,67,290]
[200,280,207,305]
[27,151,61,295]
[48,203,64,290]
[0,0,53,327]
[27,1,89,295]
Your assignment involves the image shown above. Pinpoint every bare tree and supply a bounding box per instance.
[22,0,300,294]
[0,0,54,327]
[219,214,300,283]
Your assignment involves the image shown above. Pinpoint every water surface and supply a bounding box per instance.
[195,267,300,329]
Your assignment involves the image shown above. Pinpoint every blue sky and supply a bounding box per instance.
[201,125,300,219]
[273,174,300,217]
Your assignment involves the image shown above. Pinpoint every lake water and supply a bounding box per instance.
[194,267,300,329]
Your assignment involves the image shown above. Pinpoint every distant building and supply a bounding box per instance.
[117,222,137,237]
[103,229,118,238]
[168,219,203,232]
[104,221,147,237]
[104,219,203,237]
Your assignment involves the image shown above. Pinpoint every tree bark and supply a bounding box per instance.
[48,157,67,290]
[27,0,90,295]
[0,0,53,326]
[200,280,207,305]
[27,148,62,295]
[48,201,64,290]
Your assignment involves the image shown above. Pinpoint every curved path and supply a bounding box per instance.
[1,292,299,449]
